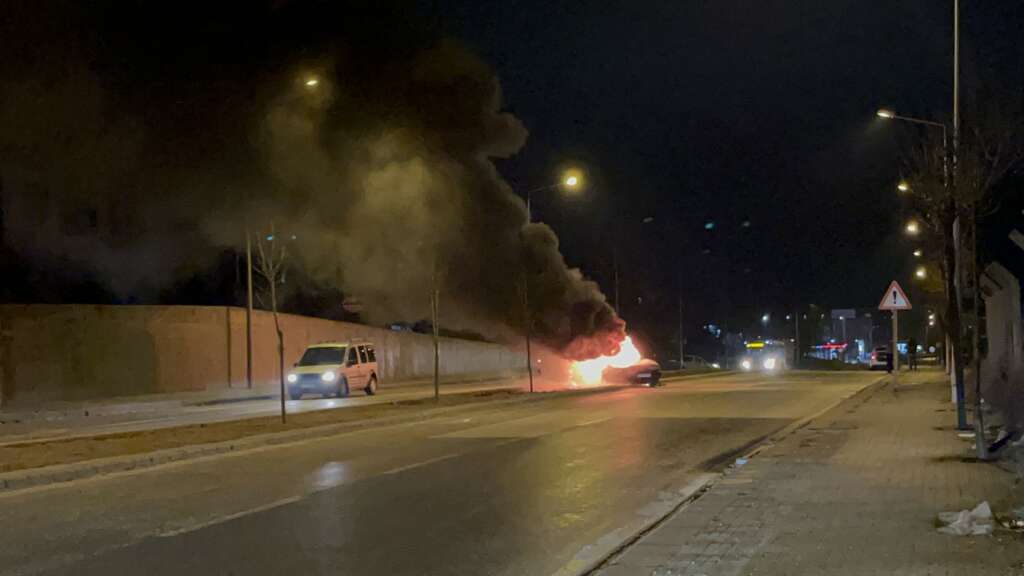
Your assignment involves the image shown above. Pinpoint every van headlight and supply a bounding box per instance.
[763,357,777,370]
[321,371,337,382]
[287,373,298,383]
[741,359,752,371]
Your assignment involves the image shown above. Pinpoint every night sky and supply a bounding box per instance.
[419,0,1022,340]
[1,1,1021,357]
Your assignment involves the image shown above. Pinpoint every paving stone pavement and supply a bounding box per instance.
[597,370,1024,576]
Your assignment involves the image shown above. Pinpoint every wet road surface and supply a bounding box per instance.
[0,371,879,576]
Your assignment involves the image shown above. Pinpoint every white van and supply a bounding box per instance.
[286,341,379,399]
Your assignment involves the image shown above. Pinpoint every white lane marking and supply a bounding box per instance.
[379,438,519,476]
[155,495,303,538]
[158,438,523,538]
[380,452,466,476]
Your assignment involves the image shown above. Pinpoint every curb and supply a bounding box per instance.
[567,373,889,576]
[551,474,718,576]
[744,373,890,458]
[0,383,628,494]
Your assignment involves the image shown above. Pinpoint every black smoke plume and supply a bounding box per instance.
[0,1,625,357]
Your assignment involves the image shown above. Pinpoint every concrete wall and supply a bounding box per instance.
[0,305,525,405]
[982,263,1024,385]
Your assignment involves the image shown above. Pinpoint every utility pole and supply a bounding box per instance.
[951,0,968,430]
[245,228,254,390]
[431,275,440,402]
[972,209,987,458]
[524,276,534,393]
[794,308,801,369]
[613,247,620,314]
[677,294,684,368]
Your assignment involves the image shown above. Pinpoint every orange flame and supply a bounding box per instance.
[571,336,642,385]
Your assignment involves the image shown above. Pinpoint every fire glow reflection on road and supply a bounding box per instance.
[571,336,641,385]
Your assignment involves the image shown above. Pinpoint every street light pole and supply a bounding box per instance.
[521,172,581,392]
[877,108,965,427]
[431,272,440,402]
[245,228,254,390]
[677,293,684,368]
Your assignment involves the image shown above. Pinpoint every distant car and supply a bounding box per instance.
[603,358,663,387]
[869,346,891,371]
[286,341,379,399]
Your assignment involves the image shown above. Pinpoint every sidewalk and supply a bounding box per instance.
[597,369,1024,575]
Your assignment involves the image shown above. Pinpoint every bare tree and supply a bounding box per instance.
[253,222,291,424]
[903,95,1024,442]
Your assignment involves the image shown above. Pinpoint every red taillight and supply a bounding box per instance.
[871,352,877,360]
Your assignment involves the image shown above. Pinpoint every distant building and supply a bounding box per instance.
[811,308,886,363]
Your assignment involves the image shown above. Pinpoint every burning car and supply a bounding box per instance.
[570,336,662,387]
[602,358,663,386]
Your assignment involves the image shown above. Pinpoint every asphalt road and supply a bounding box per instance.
[0,371,879,576]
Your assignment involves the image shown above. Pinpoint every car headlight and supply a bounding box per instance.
[763,357,777,370]
[321,371,337,382]
[287,373,298,383]
[741,359,752,370]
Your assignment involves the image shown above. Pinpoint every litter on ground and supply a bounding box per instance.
[937,501,993,536]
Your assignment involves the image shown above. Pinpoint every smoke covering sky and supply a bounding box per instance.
[0,1,624,356]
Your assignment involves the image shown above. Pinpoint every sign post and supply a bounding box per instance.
[878,280,912,380]
[892,310,899,373]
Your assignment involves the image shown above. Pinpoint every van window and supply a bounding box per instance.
[366,346,376,362]
[298,347,345,366]
[347,348,360,365]
[357,345,368,363]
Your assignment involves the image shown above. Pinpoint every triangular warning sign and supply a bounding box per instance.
[878,280,912,310]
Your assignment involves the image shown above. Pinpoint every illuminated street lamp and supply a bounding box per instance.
[913,249,923,258]
[876,108,949,187]
[897,181,911,192]
[305,77,319,87]
[525,169,584,221]
[905,220,920,235]
[915,266,927,279]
